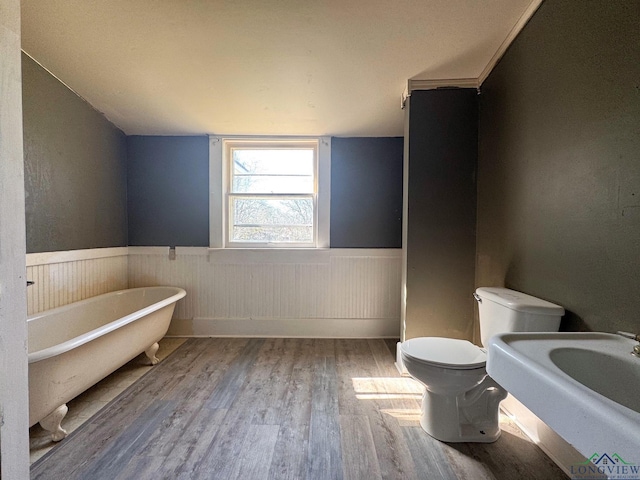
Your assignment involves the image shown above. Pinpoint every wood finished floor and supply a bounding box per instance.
[31,338,567,480]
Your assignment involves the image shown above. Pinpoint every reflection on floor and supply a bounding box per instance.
[29,337,186,464]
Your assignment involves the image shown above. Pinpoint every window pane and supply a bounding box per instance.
[232,226,313,243]
[231,197,314,243]
[231,149,314,194]
[232,175,313,194]
[232,149,314,176]
[232,197,313,226]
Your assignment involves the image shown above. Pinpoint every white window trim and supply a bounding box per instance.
[209,135,330,249]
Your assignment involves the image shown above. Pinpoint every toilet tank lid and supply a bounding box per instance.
[475,287,565,315]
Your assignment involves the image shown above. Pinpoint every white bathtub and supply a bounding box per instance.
[28,286,186,441]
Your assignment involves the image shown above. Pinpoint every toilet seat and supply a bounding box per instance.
[402,337,486,369]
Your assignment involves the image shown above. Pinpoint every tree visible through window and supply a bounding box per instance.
[227,142,317,245]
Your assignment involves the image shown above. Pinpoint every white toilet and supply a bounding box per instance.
[400,287,564,443]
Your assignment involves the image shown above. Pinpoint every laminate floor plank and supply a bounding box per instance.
[30,422,105,479]
[365,339,423,430]
[250,338,299,426]
[339,414,383,480]
[74,400,174,480]
[168,344,256,479]
[180,337,250,377]
[193,338,292,478]
[229,424,280,480]
[113,453,166,480]
[156,337,217,375]
[32,338,568,480]
[307,355,344,480]
[190,395,256,475]
[313,338,337,357]
[166,407,229,479]
[30,369,185,479]
[141,339,252,459]
[335,339,421,480]
[268,340,315,480]
[444,418,566,480]
[184,408,251,480]
[367,339,423,412]
[205,337,265,409]
[335,339,370,416]
[402,426,460,480]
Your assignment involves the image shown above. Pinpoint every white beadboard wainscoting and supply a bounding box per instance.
[26,247,129,315]
[128,247,402,338]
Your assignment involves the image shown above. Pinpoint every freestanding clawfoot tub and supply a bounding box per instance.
[28,286,186,441]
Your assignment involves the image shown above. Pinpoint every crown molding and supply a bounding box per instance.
[402,0,543,104]
[401,78,479,108]
[477,0,544,85]
[408,77,480,91]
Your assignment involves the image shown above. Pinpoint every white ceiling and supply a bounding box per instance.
[21,0,537,137]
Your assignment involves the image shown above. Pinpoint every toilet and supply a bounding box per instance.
[400,287,564,443]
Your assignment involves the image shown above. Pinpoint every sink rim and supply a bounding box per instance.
[489,332,640,416]
[487,331,640,461]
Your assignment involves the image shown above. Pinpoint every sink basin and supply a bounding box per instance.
[549,347,640,413]
[487,332,640,463]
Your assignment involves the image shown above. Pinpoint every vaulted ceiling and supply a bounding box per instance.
[21,0,538,136]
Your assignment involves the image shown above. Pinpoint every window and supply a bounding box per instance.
[209,137,330,248]
[227,141,316,246]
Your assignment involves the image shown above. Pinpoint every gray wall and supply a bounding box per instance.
[405,89,478,340]
[126,136,404,248]
[477,0,640,334]
[22,54,128,253]
[331,137,403,248]
[127,136,210,247]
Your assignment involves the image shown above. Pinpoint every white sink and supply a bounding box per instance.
[487,332,640,463]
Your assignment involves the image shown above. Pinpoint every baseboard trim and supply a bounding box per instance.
[167,317,400,338]
[500,394,587,477]
[395,341,409,375]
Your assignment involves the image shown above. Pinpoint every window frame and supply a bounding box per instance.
[209,136,331,249]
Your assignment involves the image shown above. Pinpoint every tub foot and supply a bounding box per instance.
[145,342,160,365]
[40,404,68,442]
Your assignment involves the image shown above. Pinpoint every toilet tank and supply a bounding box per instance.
[475,287,564,347]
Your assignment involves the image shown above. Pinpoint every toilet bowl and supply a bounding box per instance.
[401,287,564,443]
[401,337,507,442]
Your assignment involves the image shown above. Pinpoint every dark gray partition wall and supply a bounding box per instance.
[331,137,403,248]
[127,136,210,247]
[477,0,640,334]
[22,54,128,253]
[404,89,478,340]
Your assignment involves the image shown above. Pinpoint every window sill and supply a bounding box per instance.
[206,247,330,252]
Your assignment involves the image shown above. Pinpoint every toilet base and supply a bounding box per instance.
[419,377,507,443]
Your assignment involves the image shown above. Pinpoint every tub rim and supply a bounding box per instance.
[28,286,186,363]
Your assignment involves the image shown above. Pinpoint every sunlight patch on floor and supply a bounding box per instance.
[351,376,424,401]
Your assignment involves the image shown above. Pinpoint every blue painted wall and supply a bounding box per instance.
[126,136,404,248]
[127,136,210,247]
[330,137,403,248]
